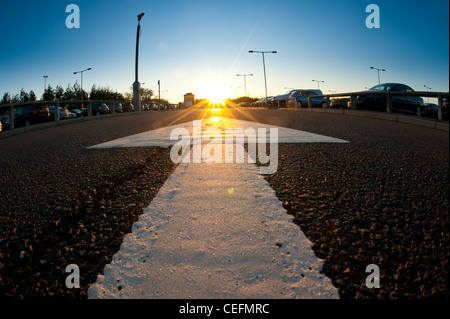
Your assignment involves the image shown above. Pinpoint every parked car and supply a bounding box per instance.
[0,115,10,131]
[108,103,123,113]
[81,103,111,116]
[330,98,350,109]
[443,98,449,121]
[424,102,449,120]
[354,83,424,117]
[122,103,134,112]
[422,103,439,119]
[69,109,83,117]
[289,89,326,108]
[49,106,69,120]
[115,103,123,113]
[271,90,300,107]
[14,105,50,127]
[68,111,77,119]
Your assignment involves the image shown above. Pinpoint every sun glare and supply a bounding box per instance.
[200,82,230,105]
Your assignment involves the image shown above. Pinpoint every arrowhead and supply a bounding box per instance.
[87,117,349,149]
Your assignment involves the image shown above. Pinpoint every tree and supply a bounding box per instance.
[42,85,55,101]
[20,88,29,102]
[1,92,11,104]
[90,84,125,101]
[140,88,154,102]
[63,83,76,100]
[72,82,88,100]
[28,90,37,102]
[55,85,64,100]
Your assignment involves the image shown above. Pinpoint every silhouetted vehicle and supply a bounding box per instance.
[355,83,425,117]
[330,98,350,109]
[49,106,69,120]
[69,109,83,117]
[14,105,50,127]
[0,115,10,131]
[108,103,123,113]
[81,103,111,116]
[424,102,449,120]
[122,103,134,112]
[289,89,326,108]
[422,103,438,119]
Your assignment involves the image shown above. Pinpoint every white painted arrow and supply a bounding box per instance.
[87,117,348,299]
[87,116,348,149]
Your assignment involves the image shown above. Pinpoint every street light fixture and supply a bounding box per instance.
[370,66,386,85]
[249,50,277,107]
[133,12,145,112]
[312,79,324,90]
[73,67,92,109]
[236,73,253,97]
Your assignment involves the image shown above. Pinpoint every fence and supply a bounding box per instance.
[303,91,449,120]
[0,99,183,132]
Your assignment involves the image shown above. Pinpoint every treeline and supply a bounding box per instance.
[1,83,156,104]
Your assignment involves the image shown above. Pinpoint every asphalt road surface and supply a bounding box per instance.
[0,108,448,299]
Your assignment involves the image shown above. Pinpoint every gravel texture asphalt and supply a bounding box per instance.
[0,108,448,299]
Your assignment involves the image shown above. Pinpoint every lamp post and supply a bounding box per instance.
[312,80,324,90]
[43,75,48,98]
[236,73,253,97]
[133,12,145,112]
[424,85,431,102]
[230,86,241,99]
[73,67,92,109]
[249,50,277,107]
[370,66,385,85]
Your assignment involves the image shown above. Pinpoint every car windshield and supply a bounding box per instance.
[370,84,395,91]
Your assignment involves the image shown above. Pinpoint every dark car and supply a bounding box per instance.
[422,103,439,119]
[112,103,123,113]
[289,89,326,108]
[330,98,350,109]
[69,109,83,117]
[0,115,10,131]
[355,83,424,117]
[424,102,449,120]
[81,103,111,116]
[14,105,50,127]
[48,106,69,121]
[122,103,134,112]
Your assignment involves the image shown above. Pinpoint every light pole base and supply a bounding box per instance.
[133,81,142,112]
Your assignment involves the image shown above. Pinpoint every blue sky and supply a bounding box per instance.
[0,0,448,103]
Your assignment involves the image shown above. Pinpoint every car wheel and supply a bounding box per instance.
[297,101,302,108]
[321,102,326,108]
[26,120,30,127]
[416,106,422,117]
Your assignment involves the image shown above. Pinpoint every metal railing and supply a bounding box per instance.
[0,100,136,130]
[305,91,449,120]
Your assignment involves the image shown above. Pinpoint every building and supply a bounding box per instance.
[184,93,195,108]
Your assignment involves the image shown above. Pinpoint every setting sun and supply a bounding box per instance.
[199,82,230,105]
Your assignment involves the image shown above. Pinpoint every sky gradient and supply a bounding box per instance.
[0,0,448,103]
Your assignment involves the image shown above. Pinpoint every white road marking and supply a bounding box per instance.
[87,117,347,299]
[87,116,348,149]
